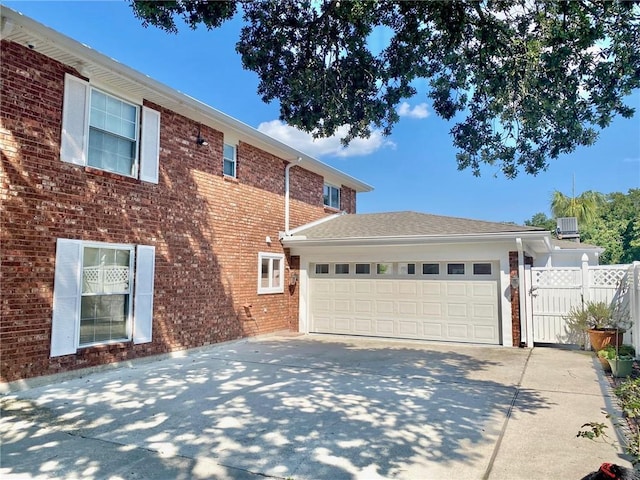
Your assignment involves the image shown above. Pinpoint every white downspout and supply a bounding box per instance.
[284,157,302,236]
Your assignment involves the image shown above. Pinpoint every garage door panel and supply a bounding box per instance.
[422,282,441,295]
[447,323,470,338]
[355,281,373,294]
[473,304,496,318]
[398,282,418,295]
[423,322,444,337]
[399,320,418,335]
[475,326,498,341]
[354,300,373,313]
[334,317,352,333]
[334,299,351,313]
[398,301,418,315]
[334,281,352,294]
[446,283,468,296]
[375,300,394,314]
[375,319,394,334]
[375,281,395,295]
[472,283,496,297]
[309,276,499,344]
[354,318,372,334]
[422,302,442,317]
[447,303,468,317]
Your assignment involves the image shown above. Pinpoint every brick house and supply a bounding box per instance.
[2,9,608,386]
[0,8,371,383]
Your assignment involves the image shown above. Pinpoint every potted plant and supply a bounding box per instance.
[598,344,635,376]
[565,301,630,352]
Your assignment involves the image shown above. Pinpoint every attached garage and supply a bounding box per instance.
[308,262,500,344]
[282,211,556,347]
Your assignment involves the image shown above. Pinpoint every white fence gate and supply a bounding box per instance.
[525,261,640,352]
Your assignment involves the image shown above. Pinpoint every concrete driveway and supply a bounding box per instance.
[1,334,632,479]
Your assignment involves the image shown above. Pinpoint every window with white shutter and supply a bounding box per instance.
[50,239,155,357]
[60,74,160,183]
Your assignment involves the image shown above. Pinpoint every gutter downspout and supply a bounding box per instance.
[284,157,302,236]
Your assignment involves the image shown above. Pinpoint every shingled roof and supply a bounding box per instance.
[293,211,546,239]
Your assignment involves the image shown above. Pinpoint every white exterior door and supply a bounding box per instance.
[309,265,500,345]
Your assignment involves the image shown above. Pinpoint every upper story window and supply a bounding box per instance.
[61,74,160,184]
[223,143,237,178]
[88,89,139,177]
[323,184,340,209]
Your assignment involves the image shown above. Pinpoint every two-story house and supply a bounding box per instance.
[0,7,371,383]
[2,8,611,386]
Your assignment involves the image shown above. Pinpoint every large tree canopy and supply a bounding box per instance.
[130,0,640,178]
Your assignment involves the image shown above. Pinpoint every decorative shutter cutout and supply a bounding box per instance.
[140,107,160,184]
[51,239,82,357]
[60,74,89,166]
[134,245,155,344]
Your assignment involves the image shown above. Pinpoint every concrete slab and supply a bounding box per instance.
[0,335,634,479]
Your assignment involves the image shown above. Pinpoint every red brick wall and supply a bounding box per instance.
[0,40,353,382]
[509,251,533,347]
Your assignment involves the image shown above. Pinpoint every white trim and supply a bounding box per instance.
[257,252,285,294]
[134,245,155,344]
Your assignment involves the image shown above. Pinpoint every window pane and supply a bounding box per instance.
[330,187,340,209]
[315,264,329,274]
[335,264,349,274]
[80,294,128,346]
[355,264,370,274]
[473,263,492,275]
[422,263,439,275]
[377,263,392,275]
[88,128,135,176]
[271,258,281,288]
[399,263,415,275]
[223,158,236,177]
[223,144,235,160]
[448,263,465,275]
[261,258,270,288]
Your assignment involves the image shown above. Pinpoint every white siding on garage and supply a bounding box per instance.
[308,261,500,345]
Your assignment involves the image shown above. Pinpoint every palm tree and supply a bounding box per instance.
[551,190,605,226]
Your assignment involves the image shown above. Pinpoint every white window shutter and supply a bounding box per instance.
[134,245,155,344]
[51,239,82,357]
[140,107,160,184]
[60,74,89,166]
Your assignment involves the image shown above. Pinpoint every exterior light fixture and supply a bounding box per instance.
[196,125,208,146]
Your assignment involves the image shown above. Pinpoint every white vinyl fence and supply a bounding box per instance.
[525,260,640,353]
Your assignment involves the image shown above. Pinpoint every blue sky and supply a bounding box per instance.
[5,0,639,224]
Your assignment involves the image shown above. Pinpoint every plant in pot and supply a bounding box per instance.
[598,344,635,376]
[565,301,630,352]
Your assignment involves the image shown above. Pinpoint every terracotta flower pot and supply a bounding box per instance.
[588,329,623,352]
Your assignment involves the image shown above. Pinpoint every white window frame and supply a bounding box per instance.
[61,73,160,184]
[87,87,140,178]
[223,143,237,178]
[258,252,285,294]
[323,184,340,209]
[79,242,135,347]
[51,239,155,357]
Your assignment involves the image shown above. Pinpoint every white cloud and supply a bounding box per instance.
[257,120,395,158]
[397,102,430,119]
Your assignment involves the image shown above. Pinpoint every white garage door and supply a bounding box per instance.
[309,262,500,345]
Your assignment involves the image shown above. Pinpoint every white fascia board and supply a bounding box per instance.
[1,6,373,194]
[282,231,551,249]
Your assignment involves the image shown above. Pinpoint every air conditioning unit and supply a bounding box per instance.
[556,217,580,241]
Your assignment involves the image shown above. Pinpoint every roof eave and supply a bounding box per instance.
[282,230,551,248]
